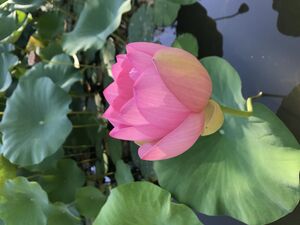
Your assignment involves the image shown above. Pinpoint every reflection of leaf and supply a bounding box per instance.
[23,54,81,91]
[0,52,18,92]
[128,4,154,42]
[172,33,198,57]
[8,0,45,12]
[0,10,31,43]
[0,77,72,166]
[39,159,85,203]
[0,177,49,225]
[154,0,180,26]
[75,186,106,219]
[277,84,300,142]
[155,57,300,225]
[94,182,203,225]
[62,0,131,54]
[115,160,134,185]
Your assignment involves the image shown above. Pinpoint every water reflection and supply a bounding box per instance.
[273,0,300,37]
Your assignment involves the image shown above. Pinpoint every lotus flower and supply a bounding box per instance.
[103,42,212,160]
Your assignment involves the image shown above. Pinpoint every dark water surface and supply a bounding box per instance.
[173,0,300,224]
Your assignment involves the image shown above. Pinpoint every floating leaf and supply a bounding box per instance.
[0,77,72,166]
[154,0,180,26]
[75,186,106,219]
[115,160,134,185]
[93,182,203,225]
[0,177,49,225]
[23,54,81,91]
[47,202,81,225]
[0,52,18,92]
[36,11,64,40]
[62,0,131,54]
[277,84,300,142]
[0,155,17,188]
[128,4,154,42]
[0,10,31,43]
[155,57,300,225]
[172,33,198,57]
[8,0,45,11]
[39,159,85,203]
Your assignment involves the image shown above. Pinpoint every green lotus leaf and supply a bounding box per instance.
[154,0,180,26]
[0,52,18,92]
[75,186,106,219]
[0,155,17,188]
[115,160,134,185]
[0,177,49,225]
[172,33,198,57]
[36,11,64,39]
[0,43,14,52]
[167,0,197,5]
[8,0,45,11]
[0,10,31,43]
[154,57,300,225]
[47,202,81,225]
[93,182,203,225]
[39,41,63,60]
[0,77,72,166]
[62,0,131,55]
[23,54,81,92]
[39,159,85,203]
[128,4,154,42]
[106,137,122,164]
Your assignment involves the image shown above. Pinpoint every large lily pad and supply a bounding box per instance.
[155,57,300,225]
[0,10,31,43]
[0,177,49,225]
[93,182,203,225]
[62,0,131,54]
[0,52,18,92]
[0,77,72,166]
[23,54,81,91]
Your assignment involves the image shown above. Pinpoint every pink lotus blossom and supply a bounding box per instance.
[103,42,212,160]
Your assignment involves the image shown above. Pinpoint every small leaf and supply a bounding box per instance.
[115,160,134,185]
[128,4,155,42]
[154,0,180,26]
[75,186,106,219]
[0,77,72,166]
[93,182,203,225]
[106,137,122,164]
[172,33,198,57]
[62,0,131,54]
[0,155,17,188]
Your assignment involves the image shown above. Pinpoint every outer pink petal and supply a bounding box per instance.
[153,48,212,112]
[138,112,205,160]
[134,67,190,130]
[119,98,149,126]
[110,124,169,142]
[111,54,131,80]
[126,42,168,56]
[102,106,123,127]
[103,83,118,105]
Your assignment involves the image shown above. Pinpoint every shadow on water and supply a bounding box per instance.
[176,2,223,58]
[273,0,300,37]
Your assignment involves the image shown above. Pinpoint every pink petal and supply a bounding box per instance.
[119,98,149,126]
[102,106,123,126]
[110,124,169,142]
[103,83,118,105]
[112,54,131,80]
[127,42,168,56]
[134,67,190,130]
[126,45,154,72]
[138,112,205,160]
[153,48,212,112]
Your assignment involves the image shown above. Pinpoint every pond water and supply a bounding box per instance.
[157,0,300,224]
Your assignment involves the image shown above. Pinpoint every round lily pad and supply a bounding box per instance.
[155,57,300,225]
[94,182,203,225]
[0,77,72,166]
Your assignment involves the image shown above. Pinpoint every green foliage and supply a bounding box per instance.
[93,182,204,225]
[9,0,45,12]
[154,57,300,225]
[154,0,180,26]
[0,51,18,92]
[172,33,198,56]
[62,0,131,54]
[36,11,64,40]
[0,155,17,188]
[0,77,72,166]
[115,160,134,185]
